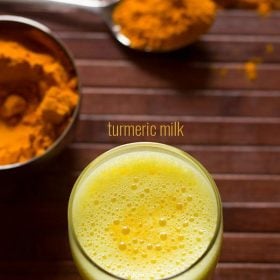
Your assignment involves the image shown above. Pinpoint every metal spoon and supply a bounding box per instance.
[1,0,132,48]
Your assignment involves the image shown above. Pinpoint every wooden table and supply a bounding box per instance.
[1,4,280,280]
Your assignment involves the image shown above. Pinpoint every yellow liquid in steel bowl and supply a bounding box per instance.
[69,143,222,280]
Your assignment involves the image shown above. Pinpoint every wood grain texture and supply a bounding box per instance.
[56,34,280,63]
[0,4,280,280]
[0,262,279,280]
[80,88,280,117]
[76,60,280,91]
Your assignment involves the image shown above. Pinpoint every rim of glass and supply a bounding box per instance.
[68,142,222,280]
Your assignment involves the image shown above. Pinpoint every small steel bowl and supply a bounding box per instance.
[0,15,81,174]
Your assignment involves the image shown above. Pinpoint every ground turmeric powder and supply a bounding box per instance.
[244,59,260,80]
[113,0,217,51]
[0,41,79,166]
[215,0,280,15]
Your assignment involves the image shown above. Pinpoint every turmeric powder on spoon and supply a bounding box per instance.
[0,41,79,166]
[113,0,217,52]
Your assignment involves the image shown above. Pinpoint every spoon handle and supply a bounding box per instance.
[0,0,116,12]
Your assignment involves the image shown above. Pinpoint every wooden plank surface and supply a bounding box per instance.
[1,262,279,280]
[1,4,280,280]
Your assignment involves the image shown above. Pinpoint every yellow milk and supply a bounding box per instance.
[69,143,222,280]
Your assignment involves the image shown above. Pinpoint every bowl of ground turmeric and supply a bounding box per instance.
[0,15,80,172]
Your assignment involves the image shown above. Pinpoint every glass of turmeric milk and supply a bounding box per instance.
[68,142,223,280]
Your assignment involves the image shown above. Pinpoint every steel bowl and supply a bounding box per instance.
[0,15,81,174]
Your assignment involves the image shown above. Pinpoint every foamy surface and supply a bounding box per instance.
[72,151,218,280]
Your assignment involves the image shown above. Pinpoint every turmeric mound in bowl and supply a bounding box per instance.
[0,41,79,166]
[113,0,217,52]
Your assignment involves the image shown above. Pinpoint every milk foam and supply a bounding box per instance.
[72,151,218,280]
